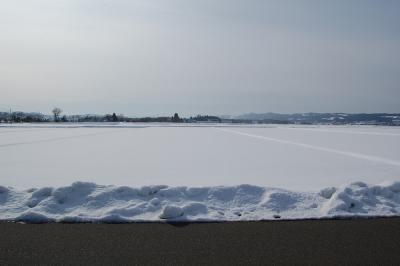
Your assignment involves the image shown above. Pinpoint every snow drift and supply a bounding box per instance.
[1,181,400,223]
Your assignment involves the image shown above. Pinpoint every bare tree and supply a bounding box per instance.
[52,107,62,122]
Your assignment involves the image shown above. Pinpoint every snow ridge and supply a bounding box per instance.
[1,181,400,223]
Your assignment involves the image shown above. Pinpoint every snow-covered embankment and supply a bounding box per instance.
[0,181,400,222]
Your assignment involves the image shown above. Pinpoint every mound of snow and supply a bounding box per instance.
[0,181,399,223]
[319,187,337,199]
[159,206,184,219]
[321,181,400,216]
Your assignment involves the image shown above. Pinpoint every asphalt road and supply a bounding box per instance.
[1,218,400,265]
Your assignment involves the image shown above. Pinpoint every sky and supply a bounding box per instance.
[1,0,400,116]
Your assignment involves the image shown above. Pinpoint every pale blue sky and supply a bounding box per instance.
[1,0,399,116]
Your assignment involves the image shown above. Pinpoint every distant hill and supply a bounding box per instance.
[235,113,400,125]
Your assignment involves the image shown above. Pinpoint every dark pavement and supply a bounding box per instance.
[1,218,400,265]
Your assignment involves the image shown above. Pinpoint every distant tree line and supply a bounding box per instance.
[0,109,189,123]
[189,115,221,123]
[0,111,47,123]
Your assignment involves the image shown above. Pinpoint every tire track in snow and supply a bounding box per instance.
[0,128,61,134]
[0,129,126,148]
[286,127,400,137]
[216,128,400,167]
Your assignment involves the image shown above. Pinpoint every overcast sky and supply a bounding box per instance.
[1,0,399,116]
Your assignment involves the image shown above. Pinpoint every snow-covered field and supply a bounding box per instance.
[1,123,400,222]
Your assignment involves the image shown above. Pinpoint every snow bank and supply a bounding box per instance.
[1,181,400,223]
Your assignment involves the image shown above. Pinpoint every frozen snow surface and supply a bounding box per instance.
[1,123,400,190]
[1,123,400,222]
[1,181,400,222]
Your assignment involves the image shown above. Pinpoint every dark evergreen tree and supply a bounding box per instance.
[112,113,118,122]
[172,113,182,122]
